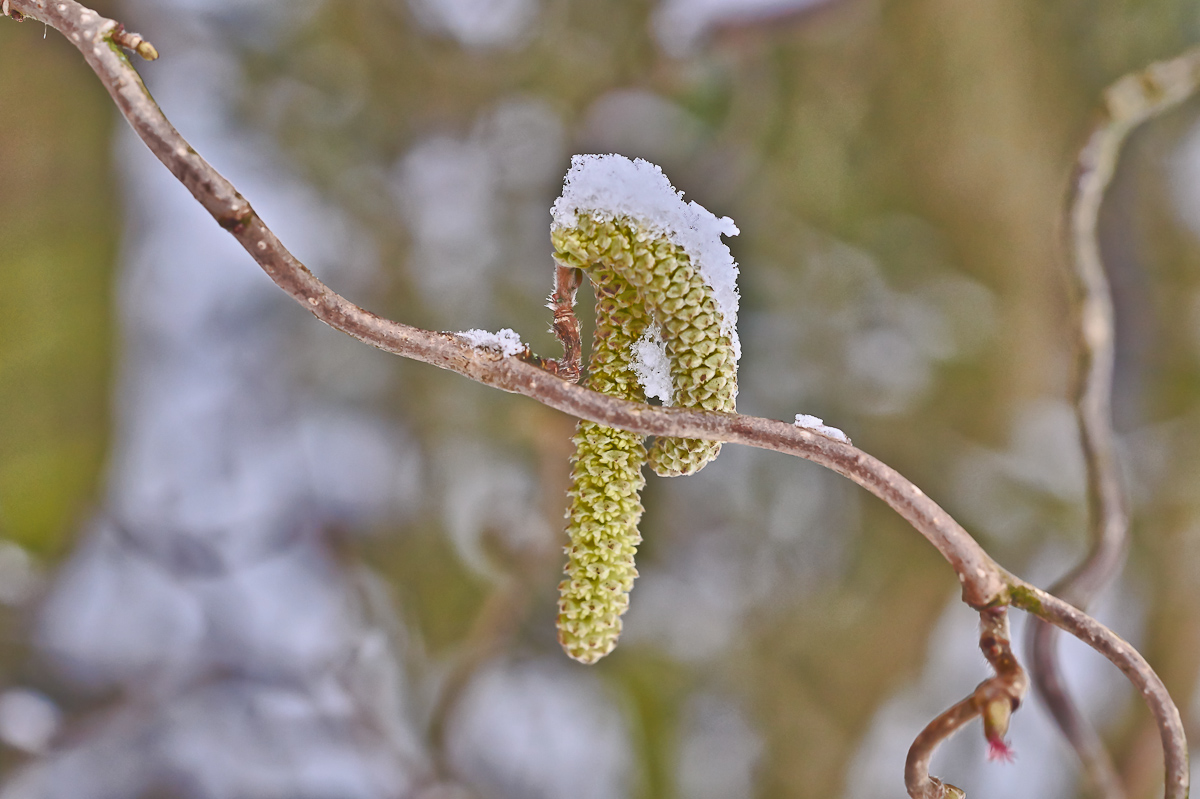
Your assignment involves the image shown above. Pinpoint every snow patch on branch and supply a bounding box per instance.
[552,154,742,361]
[458,328,526,356]
[794,414,850,444]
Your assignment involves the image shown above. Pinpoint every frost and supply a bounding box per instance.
[458,328,526,356]
[552,154,741,361]
[794,414,850,444]
[632,324,675,405]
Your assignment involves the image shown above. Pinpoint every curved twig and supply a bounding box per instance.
[907,697,972,799]
[1012,577,1190,799]
[906,608,1027,799]
[523,263,583,380]
[4,3,1190,797]
[1029,46,1200,799]
[426,577,531,778]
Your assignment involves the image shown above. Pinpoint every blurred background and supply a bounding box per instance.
[1,0,1200,797]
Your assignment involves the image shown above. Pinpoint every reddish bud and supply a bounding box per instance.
[987,737,1016,763]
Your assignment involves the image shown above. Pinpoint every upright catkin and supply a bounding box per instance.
[553,213,738,663]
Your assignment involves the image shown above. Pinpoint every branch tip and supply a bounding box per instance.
[111,22,157,60]
[906,608,1026,798]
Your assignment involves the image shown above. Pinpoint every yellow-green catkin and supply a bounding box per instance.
[552,214,738,664]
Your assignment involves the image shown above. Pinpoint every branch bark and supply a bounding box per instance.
[4,3,1190,798]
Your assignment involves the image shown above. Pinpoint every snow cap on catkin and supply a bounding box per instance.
[552,154,742,362]
[552,155,743,664]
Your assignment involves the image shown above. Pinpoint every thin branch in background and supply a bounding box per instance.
[2,3,1190,797]
[1028,45,1200,799]
[905,608,1027,799]
[425,516,563,782]
[426,577,531,778]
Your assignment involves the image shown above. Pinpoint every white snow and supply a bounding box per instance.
[632,324,675,404]
[794,414,850,444]
[552,154,742,361]
[458,328,526,356]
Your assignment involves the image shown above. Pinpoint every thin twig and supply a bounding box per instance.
[549,264,583,381]
[907,698,972,799]
[906,609,1027,799]
[520,264,583,379]
[110,22,158,61]
[1029,46,1200,799]
[4,3,1190,797]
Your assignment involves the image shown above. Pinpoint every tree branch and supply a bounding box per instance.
[5,0,1011,607]
[5,3,1189,797]
[1012,577,1190,799]
[906,608,1027,799]
[1028,45,1200,799]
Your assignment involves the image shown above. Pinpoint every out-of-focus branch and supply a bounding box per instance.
[906,608,1027,799]
[4,3,1190,797]
[426,577,530,777]
[1029,46,1200,799]
[109,22,158,61]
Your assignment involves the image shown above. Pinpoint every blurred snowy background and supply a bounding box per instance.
[1,0,1200,797]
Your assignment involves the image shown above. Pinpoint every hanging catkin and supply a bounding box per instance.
[552,213,738,663]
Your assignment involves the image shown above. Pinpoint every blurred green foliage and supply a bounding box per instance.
[0,20,117,556]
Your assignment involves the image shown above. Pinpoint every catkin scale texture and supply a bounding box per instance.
[553,214,738,663]
[556,260,649,663]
